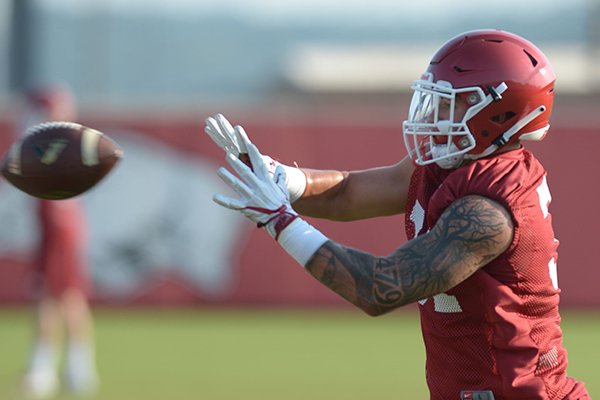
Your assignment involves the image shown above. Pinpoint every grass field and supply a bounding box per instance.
[0,307,597,400]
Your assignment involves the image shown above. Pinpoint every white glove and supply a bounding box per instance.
[213,143,298,240]
[204,113,250,159]
[204,113,306,202]
[213,137,329,266]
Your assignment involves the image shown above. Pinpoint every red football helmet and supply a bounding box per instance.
[403,29,556,168]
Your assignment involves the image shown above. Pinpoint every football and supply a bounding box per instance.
[1,121,123,200]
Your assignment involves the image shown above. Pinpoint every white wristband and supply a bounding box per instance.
[281,164,307,203]
[276,218,329,267]
[262,155,306,203]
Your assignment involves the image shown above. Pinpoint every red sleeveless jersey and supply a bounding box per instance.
[36,198,90,295]
[405,148,588,399]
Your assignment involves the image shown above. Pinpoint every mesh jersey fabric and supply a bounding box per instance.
[404,147,588,399]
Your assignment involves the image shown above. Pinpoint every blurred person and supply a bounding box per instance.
[18,84,99,399]
[205,30,590,399]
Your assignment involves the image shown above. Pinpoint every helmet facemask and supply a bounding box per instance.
[402,73,504,169]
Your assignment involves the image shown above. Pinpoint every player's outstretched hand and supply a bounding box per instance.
[213,141,298,240]
[204,113,255,168]
[204,113,307,203]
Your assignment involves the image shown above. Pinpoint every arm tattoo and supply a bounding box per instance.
[305,195,513,316]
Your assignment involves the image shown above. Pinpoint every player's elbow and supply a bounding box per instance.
[362,307,386,317]
[358,301,398,317]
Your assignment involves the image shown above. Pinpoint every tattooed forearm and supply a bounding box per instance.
[305,195,513,316]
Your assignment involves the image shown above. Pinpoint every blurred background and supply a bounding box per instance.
[0,0,599,399]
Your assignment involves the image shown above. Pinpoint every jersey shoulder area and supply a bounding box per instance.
[443,147,546,206]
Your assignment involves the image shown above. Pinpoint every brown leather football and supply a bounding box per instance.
[1,121,123,199]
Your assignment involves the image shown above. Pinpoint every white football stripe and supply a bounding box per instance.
[81,128,102,166]
[7,141,23,175]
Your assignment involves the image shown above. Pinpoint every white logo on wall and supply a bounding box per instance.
[0,130,249,299]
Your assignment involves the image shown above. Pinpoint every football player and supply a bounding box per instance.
[205,30,590,399]
[19,84,99,398]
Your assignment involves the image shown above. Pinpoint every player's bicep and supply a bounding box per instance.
[420,195,514,290]
[363,195,514,310]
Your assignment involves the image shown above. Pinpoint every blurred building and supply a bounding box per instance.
[1,0,598,112]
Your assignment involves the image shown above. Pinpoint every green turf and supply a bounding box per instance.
[0,307,597,399]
